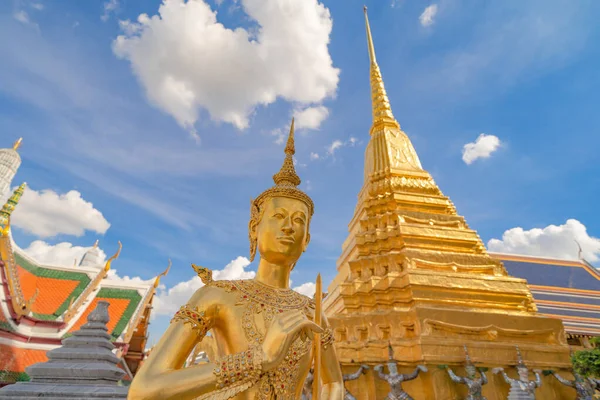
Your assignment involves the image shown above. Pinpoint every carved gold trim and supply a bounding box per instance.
[422,319,561,344]
[405,258,503,275]
[0,234,37,317]
[400,215,464,229]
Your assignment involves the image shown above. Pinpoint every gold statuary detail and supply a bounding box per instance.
[128,120,343,400]
[320,327,334,350]
[198,345,263,400]
[207,278,314,399]
[171,305,212,339]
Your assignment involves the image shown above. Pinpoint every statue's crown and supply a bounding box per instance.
[515,346,526,367]
[388,342,394,361]
[252,118,314,215]
[463,345,474,366]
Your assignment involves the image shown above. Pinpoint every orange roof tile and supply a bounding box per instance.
[0,343,48,373]
[69,298,131,335]
[17,265,80,316]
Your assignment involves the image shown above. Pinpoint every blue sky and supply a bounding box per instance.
[2,0,600,343]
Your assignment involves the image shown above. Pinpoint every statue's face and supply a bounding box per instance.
[257,197,310,267]
[388,362,398,375]
[465,365,476,378]
[517,366,528,381]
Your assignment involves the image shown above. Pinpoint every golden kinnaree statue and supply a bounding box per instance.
[128,119,344,400]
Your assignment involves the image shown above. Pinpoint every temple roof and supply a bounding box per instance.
[0,233,156,343]
[492,252,600,336]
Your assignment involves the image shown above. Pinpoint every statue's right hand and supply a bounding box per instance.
[261,310,323,372]
[492,368,503,374]
[374,365,383,372]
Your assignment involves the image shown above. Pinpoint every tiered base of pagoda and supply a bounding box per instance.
[330,306,573,399]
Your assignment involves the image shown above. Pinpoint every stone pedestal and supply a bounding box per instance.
[0,301,129,399]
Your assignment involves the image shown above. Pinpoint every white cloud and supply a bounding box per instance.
[102,0,119,22]
[21,239,155,285]
[31,3,44,11]
[294,106,330,130]
[488,219,600,262]
[13,11,32,25]
[11,187,111,238]
[327,140,343,156]
[293,282,315,297]
[462,133,501,165]
[153,256,255,317]
[419,4,438,27]
[270,128,285,145]
[308,137,358,161]
[21,240,107,267]
[106,268,155,285]
[304,180,313,192]
[112,0,339,139]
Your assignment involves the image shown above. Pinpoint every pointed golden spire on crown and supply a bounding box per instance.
[363,6,400,132]
[272,118,301,187]
[93,239,99,248]
[0,183,27,231]
[12,138,22,151]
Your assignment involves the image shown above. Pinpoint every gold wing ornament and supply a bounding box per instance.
[192,264,213,285]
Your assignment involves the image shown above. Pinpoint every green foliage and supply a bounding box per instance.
[572,338,600,378]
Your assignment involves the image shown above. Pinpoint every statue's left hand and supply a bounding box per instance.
[492,368,503,375]
[533,369,543,374]
[417,365,428,373]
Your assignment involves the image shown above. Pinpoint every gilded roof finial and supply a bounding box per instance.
[103,241,122,272]
[363,7,399,131]
[272,118,301,188]
[12,138,22,151]
[0,183,27,230]
[154,259,171,289]
[93,239,99,248]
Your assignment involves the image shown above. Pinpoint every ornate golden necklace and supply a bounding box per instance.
[211,279,314,399]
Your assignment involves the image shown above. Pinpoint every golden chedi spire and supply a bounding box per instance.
[0,182,26,233]
[363,6,399,132]
[249,118,314,261]
[13,138,23,151]
[362,7,423,176]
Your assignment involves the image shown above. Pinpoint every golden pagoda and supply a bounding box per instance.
[323,8,573,399]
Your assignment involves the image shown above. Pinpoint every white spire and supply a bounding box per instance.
[0,139,22,201]
[79,240,104,268]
